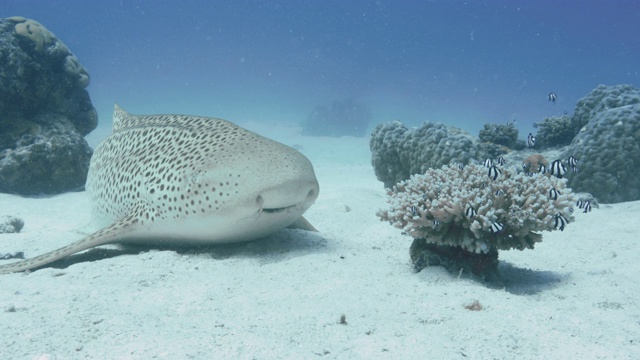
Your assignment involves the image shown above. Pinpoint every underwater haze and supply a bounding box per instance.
[4,0,639,143]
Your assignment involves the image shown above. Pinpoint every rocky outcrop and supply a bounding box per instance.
[0,16,96,195]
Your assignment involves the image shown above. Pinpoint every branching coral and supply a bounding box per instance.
[377,163,578,278]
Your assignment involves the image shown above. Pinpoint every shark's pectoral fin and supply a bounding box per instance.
[287,216,317,232]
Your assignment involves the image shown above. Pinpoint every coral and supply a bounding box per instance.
[534,115,575,148]
[562,103,640,203]
[370,121,486,188]
[12,17,51,52]
[478,122,519,149]
[573,84,640,131]
[0,215,24,233]
[522,154,548,174]
[301,98,371,137]
[378,163,577,277]
[9,16,89,89]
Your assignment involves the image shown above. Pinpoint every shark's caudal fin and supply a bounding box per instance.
[0,214,139,275]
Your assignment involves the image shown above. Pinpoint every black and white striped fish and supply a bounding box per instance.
[458,163,465,171]
[568,156,579,172]
[490,222,504,233]
[488,165,501,181]
[548,92,557,102]
[433,220,441,226]
[582,201,592,213]
[410,205,419,216]
[554,213,568,231]
[527,133,536,148]
[495,189,504,196]
[483,158,493,168]
[465,205,477,218]
[496,157,506,166]
[549,188,561,200]
[539,164,547,174]
[550,160,566,178]
[576,199,585,208]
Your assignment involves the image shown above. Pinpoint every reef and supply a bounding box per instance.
[377,163,577,279]
[301,98,371,137]
[0,17,95,195]
[573,84,640,131]
[478,122,519,149]
[370,121,486,188]
[562,101,640,203]
[534,115,575,148]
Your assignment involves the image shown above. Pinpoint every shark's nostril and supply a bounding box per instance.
[307,189,316,200]
[256,195,264,212]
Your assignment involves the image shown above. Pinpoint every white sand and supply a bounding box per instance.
[1,131,639,359]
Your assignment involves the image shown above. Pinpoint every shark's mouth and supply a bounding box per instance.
[256,189,316,214]
[261,205,297,214]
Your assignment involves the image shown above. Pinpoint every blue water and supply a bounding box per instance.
[4,0,639,138]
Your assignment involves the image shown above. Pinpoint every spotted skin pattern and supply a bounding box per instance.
[0,105,319,274]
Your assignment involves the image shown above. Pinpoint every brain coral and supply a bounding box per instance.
[378,163,577,277]
[370,121,485,188]
[562,103,640,203]
[10,16,89,88]
[573,84,640,130]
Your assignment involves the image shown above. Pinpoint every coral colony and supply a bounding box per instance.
[377,161,577,279]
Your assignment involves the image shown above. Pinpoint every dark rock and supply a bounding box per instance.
[0,17,96,195]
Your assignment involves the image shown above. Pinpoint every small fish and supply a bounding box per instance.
[554,213,567,231]
[497,157,506,166]
[526,172,534,177]
[527,133,536,148]
[576,199,585,208]
[532,122,538,129]
[465,205,477,218]
[490,222,504,233]
[483,158,493,168]
[458,163,465,171]
[538,164,547,174]
[550,160,566,178]
[495,189,504,196]
[410,205,419,216]
[488,165,501,181]
[568,156,579,172]
[481,182,488,188]
[571,167,579,173]
[522,163,527,170]
[548,92,557,102]
[549,188,561,200]
[433,220,441,226]
[401,231,407,236]
[422,193,428,200]
[583,201,592,213]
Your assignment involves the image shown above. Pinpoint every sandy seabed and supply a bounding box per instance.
[1,128,639,360]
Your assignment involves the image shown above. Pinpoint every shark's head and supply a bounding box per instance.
[189,134,320,241]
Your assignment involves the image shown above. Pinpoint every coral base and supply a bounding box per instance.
[409,238,499,280]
